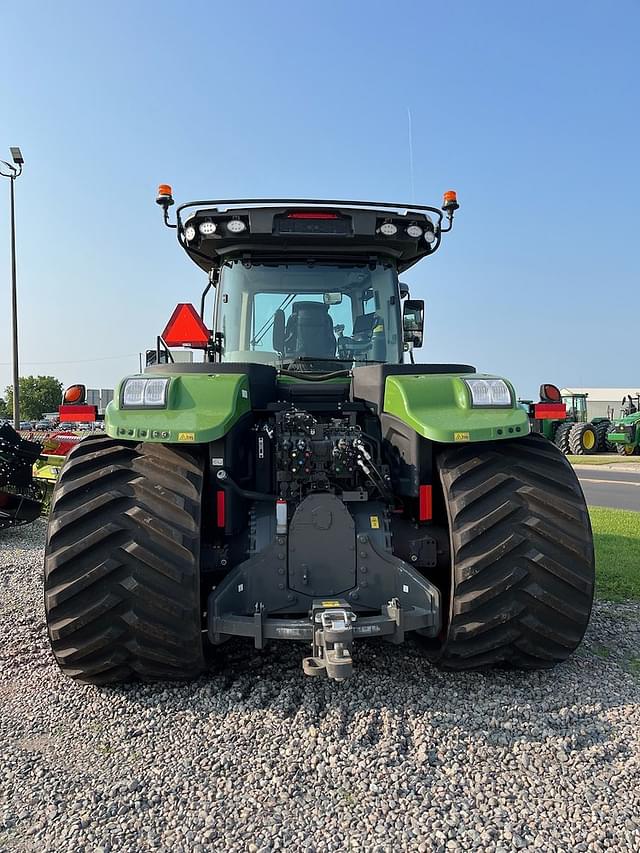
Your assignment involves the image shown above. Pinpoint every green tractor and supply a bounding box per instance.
[43,189,595,683]
[607,393,640,456]
[534,391,611,456]
[554,394,598,455]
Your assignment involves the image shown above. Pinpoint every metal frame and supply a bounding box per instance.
[171,197,452,267]
[175,197,446,224]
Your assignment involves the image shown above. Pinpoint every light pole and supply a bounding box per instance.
[1,147,24,429]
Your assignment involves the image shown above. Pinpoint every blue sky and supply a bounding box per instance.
[1,1,638,399]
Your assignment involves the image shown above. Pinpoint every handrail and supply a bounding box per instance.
[176,198,444,226]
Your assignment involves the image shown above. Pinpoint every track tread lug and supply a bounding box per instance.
[422,433,594,671]
[44,437,205,684]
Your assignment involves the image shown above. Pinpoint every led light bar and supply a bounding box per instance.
[464,378,512,407]
[121,377,170,409]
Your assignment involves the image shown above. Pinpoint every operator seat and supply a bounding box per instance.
[284,301,336,359]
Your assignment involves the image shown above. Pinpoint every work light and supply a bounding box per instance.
[464,378,512,407]
[379,222,398,236]
[227,218,246,234]
[184,225,196,242]
[424,229,436,244]
[199,221,217,236]
[122,377,170,408]
[406,224,423,238]
[122,379,146,407]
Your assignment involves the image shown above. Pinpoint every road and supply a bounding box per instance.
[574,466,640,512]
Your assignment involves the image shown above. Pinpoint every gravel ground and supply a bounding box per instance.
[1,520,639,853]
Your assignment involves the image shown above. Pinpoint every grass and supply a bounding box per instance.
[567,454,640,465]
[590,507,640,601]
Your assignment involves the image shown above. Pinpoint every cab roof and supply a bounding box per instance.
[175,199,450,273]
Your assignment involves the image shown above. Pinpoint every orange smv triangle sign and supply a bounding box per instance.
[162,303,211,348]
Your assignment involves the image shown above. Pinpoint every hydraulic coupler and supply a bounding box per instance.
[303,600,356,681]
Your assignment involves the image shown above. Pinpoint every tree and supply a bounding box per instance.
[5,376,64,421]
[0,397,7,419]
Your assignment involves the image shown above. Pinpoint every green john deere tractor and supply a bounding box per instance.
[560,393,614,455]
[607,394,640,456]
[533,392,611,456]
[43,190,595,683]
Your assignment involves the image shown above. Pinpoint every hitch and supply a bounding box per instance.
[303,600,356,681]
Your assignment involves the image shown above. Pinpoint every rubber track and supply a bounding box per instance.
[427,433,594,670]
[44,435,206,684]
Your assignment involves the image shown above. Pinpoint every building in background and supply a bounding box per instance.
[86,388,114,415]
[560,388,640,420]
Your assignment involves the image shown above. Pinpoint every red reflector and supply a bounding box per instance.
[162,303,211,348]
[533,403,567,420]
[58,404,98,423]
[216,490,225,528]
[419,485,432,521]
[287,211,339,219]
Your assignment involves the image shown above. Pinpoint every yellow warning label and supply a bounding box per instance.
[321,600,341,608]
[370,515,380,529]
[178,432,195,442]
[454,432,470,442]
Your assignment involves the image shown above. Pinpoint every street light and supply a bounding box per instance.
[1,147,24,429]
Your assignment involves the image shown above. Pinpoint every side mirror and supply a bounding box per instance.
[399,281,410,300]
[272,309,286,354]
[403,299,424,347]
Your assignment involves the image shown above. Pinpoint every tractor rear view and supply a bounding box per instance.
[43,190,595,683]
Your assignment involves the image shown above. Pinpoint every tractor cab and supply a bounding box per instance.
[153,192,455,371]
[620,393,639,417]
[562,393,588,423]
[216,259,404,369]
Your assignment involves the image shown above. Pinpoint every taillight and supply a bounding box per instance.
[216,490,226,528]
[419,485,432,521]
[287,212,339,219]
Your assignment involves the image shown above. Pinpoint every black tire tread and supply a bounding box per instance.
[568,422,598,455]
[44,436,206,684]
[553,422,572,455]
[593,420,612,453]
[616,443,640,456]
[427,433,594,670]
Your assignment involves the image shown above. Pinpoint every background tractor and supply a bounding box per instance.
[561,393,613,455]
[43,189,595,684]
[607,393,640,456]
[528,390,612,456]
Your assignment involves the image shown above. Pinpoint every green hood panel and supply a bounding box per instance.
[384,374,530,443]
[105,369,530,446]
[105,373,251,444]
